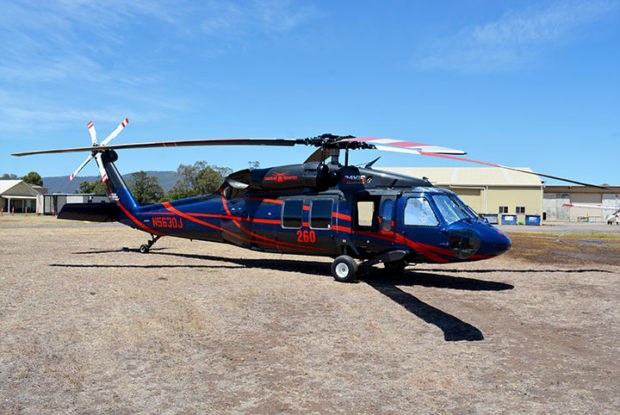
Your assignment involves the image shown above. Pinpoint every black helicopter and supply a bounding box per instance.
[12,119,599,282]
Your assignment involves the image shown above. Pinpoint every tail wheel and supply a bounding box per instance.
[331,255,358,282]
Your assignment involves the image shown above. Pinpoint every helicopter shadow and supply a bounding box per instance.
[363,270,513,342]
[64,249,516,342]
[149,251,512,342]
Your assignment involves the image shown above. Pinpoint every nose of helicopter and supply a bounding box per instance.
[447,221,511,259]
[477,225,512,257]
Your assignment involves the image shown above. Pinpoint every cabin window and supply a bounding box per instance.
[356,201,375,227]
[404,197,438,227]
[282,200,303,228]
[380,199,394,231]
[310,200,332,229]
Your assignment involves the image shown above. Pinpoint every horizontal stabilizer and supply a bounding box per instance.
[58,202,119,222]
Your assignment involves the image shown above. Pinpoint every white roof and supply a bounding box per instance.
[0,180,22,194]
[0,180,40,196]
[381,167,543,187]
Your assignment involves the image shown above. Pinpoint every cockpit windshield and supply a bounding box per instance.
[432,194,477,225]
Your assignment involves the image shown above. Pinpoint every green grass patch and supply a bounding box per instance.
[509,231,620,241]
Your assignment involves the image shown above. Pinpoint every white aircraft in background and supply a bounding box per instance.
[563,198,620,225]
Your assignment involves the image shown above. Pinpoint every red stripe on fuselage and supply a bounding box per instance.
[355,230,450,263]
[218,193,327,251]
[164,203,299,251]
[245,197,283,205]
[145,211,281,225]
[332,212,351,221]
[117,201,164,236]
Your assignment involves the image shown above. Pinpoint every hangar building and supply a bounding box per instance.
[382,167,543,225]
[543,186,620,223]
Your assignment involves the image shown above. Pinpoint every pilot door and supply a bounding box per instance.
[397,194,450,260]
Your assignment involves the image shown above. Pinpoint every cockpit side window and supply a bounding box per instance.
[404,197,438,227]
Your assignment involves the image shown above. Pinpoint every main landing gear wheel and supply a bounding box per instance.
[331,255,358,282]
[139,244,149,254]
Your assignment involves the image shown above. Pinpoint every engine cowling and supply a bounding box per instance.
[251,162,335,190]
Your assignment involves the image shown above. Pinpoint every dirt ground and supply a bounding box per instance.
[1,216,619,414]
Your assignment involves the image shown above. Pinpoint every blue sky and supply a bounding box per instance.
[1,0,618,185]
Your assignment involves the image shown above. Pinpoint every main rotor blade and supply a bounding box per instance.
[100,118,129,146]
[563,203,618,211]
[11,138,301,156]
[420,152,607,189]
[69,154,94,182]
[343,137,467,155]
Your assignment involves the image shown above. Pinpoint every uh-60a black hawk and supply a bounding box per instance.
[13,119,601,282]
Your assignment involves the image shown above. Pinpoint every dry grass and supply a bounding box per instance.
[1,216,619,414]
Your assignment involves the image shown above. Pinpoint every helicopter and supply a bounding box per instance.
[12,119,603,282]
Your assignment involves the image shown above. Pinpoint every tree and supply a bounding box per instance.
[248,161,260,169]
[129,171,164,203]
[1,173,18,180]
[76,180,107,194]
[21,171,43,186]
[195,165,232,195]
[170,162,204,199]
[167,161,232,200]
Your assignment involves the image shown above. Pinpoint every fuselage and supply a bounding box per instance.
[111,163,511,264]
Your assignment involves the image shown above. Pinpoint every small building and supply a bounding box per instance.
[543,186,620,223]
[0,180,47,213]
[38,193,110,215]
[382,167,543,225]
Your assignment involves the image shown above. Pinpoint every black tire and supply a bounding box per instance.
[139,244,150,254]
[384,260,406,274]
[331,255,358,282]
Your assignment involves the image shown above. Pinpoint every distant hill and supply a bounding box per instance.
[43,171,179,194]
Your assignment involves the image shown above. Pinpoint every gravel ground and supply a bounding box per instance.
[1,216,619,414]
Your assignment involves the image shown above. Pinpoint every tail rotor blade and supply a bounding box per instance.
[69,154,94,182]
[101,118,129,146]
[87,121,98,145]
[94,153,109,183]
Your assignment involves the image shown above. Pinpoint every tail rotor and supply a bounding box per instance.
[68,118,129,183]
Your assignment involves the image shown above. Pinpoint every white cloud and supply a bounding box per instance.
[415,0,618,73]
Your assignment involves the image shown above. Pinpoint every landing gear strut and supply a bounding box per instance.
[139,234,161,254]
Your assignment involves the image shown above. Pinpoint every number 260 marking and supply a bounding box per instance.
[297,230,316,243]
